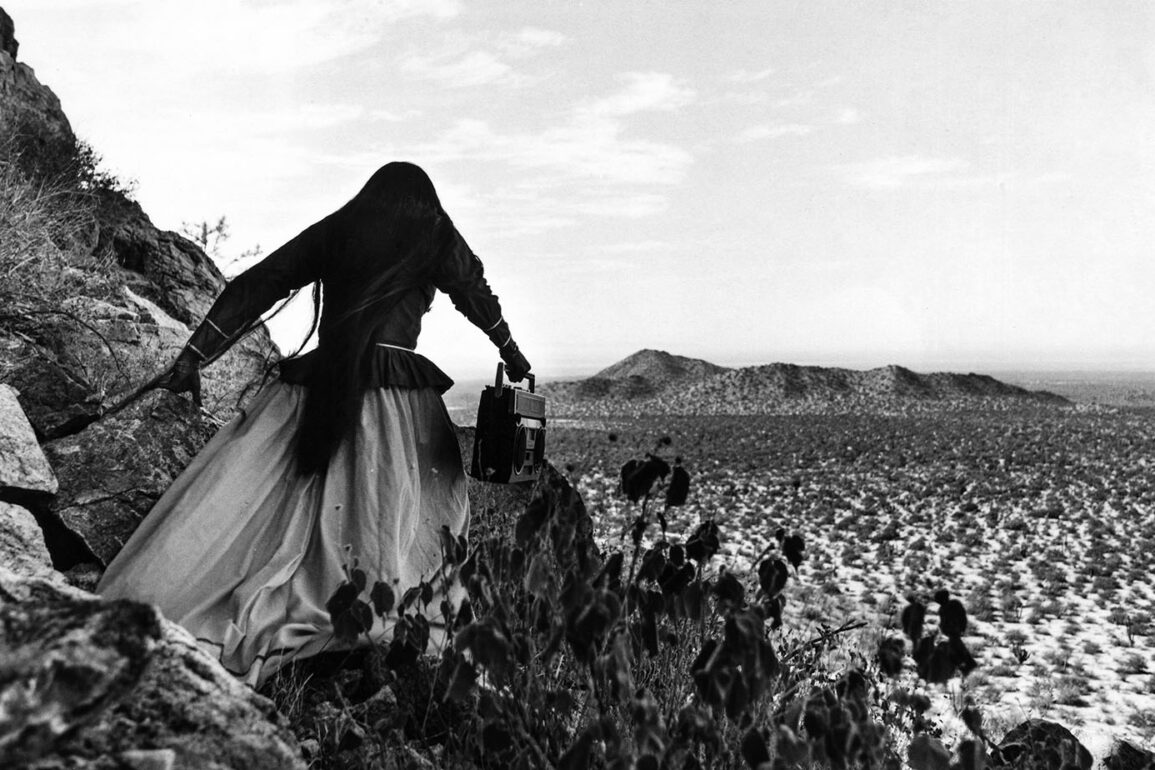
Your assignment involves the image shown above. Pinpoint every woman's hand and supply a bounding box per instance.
[156,350,203,406]
[501,340,531,382]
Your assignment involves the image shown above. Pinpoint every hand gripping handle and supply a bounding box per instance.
[494,362,535,392]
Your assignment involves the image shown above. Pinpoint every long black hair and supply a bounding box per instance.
[292,162,453,474]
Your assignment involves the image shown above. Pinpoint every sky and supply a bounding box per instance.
[6,0,1155,380]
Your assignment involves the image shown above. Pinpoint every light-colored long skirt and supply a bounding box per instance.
[97,381,469,687]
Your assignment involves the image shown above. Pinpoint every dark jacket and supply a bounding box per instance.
[183,213,511,393]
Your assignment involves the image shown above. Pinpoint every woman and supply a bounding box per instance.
[98,162,530,687]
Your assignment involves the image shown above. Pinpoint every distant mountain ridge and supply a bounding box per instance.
[542,350,1070,416]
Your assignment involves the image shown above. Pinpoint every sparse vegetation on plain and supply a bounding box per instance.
[259,389,1155,768]
[547,403,1155,752]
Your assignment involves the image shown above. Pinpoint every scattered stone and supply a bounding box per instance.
[0,384,58,495]
[0,501,59,581]
[118,748,177,770]
[62,562,102,592]
[996,719,1093,770]
[0,566,306,769]
[1104,740,1155,770]
[298,738,320,759]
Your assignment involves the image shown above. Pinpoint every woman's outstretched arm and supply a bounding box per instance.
[432,227,531,380]
[156,215,332,400]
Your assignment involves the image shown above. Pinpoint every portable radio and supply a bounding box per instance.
[469,363,546,484]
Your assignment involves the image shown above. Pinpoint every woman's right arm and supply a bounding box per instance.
[158,216,332,399]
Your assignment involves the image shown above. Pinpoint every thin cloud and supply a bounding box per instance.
[723,91,770,106]
[841,155,971,189]
[390,73,695,186]
[368,108,424,123]
[401,49,515,88]
[774,89,815,108]
[331,73,695,239]
[498,27,567,56]
[570,192,670,218]
[401,27,565,89]
[736,123,814,142]
[835,108,862,124]
[726,66,776,83]
[110,0,460,76]
[583,72,695,118]
[403,117,691,186]
[602,239,675,254]
[233,104,366,133]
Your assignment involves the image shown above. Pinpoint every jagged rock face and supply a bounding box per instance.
[0,566,306,769]
[0,48,72,147]
[93,189,230,327]
[0,384,57,495]
[1,7,15,60]
[42,390,219,568]
[0,6,277,439]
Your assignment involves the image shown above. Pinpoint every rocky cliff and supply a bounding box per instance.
[0,9,308,767]
[0,8,280,562]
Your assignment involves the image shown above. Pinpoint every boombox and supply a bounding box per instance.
[469,363,546,484]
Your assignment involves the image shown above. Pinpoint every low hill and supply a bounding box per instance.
[593,349,730,382]
[553,350,729,402]
[542,353,1069,416]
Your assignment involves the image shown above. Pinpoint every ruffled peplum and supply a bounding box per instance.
[278,344,454,394]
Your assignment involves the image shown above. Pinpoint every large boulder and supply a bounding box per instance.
[3,285,273,437]
[42,390,219,568]
[996,719,1093,770]
[0,384,57,496]
[0,566,306,769]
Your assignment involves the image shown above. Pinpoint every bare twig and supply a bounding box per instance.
[780,619,869,664]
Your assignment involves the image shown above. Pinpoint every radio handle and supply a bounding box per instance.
[494,362,536,393]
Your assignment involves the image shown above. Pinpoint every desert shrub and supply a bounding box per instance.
[0,119,130,344]
[274,443,995,770]
[999,593,1023,622]
[1053,675,1091,707]
[1,112,130,196]
[0,154,99,307]
[1126,710,1155,729]
[987,663,1017,678]
[1118,652,1148,676]
[965,587,996,623]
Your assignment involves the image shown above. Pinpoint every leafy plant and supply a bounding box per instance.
[308,450,917,769]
